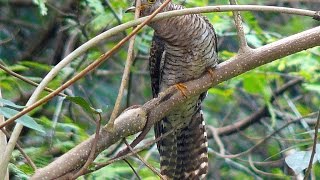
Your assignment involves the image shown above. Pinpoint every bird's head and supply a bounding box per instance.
[126,0,166,16]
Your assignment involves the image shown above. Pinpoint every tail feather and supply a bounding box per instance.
[155,109,208,179]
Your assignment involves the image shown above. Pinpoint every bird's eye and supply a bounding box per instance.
[148,0,156,3]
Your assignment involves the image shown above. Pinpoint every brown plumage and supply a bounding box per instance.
[130,0,218,179]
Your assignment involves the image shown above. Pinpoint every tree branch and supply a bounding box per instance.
[229,0,250,52]
[304,110,320,179]
[0,63,66,97]
[217,78,303,136]
[31,25,320,179]
[107,0,143,129]
[0,90,9,180]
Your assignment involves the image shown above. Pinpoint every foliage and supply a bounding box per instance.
[0,0,319,179]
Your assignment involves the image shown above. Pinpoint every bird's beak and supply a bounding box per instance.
[125,6,136,13]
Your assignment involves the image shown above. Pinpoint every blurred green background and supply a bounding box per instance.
[0,0,319,179]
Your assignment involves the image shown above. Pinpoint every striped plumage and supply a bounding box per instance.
[135,0,218,179]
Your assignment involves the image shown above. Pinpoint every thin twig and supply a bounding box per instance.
[0,63,66,97]
[248,154,289,178]
[131,144,157,179]
[123,159,142,180]
[106,140,125,157]
[217,78,303,136]
[96,70,149,76]
[88,123,184,176]
[229,1,251,52]
[304,110,320,180]
[224,158,263,180]
[72,113,102,179]
[0,89,9,180]
[284,94,312,136]
[104,0,126,31]
[1,129,37,170]
[238,157,284,168]
[210,113,317,159]
[0,29,19,45]
[208,126,225,155]
[123,140,164,179]
[48,96,65,146]
[46,2,76,18]
[107,0,142,129]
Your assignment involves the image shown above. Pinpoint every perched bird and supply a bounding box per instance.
[127,0,218,179]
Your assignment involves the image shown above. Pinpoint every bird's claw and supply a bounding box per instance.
[207,68,215,80]
[175,83,188,97]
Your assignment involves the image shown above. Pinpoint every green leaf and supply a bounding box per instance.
[19,61,51,72]
[0,107,45,133]
[285,151,313,174]
[86,0,104,14]
[0,98,26,109]
[243,74,266,94]
[285,145,320,174]
[66,96,102,114]
[303,83,320,94]
[32,0,48,15]
[242,73,272,101]
[8,163,30,180]
[296,129,320,136]
[267,102,276,127]
[208,88,234,100]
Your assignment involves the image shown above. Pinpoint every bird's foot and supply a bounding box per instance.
[175,83,188,98]
[207,68,215,80]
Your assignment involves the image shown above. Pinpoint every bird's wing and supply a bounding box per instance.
[149,35,165,98]
[149,35,167,150]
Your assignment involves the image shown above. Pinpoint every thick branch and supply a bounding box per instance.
[31,26,320,179]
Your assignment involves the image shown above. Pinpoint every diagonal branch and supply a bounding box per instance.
[31,25,320,179]
[229,0,250,52]
[304,110,320,179]
[107,0,143,129]
[0,63,66,97]
[0,90,9,180]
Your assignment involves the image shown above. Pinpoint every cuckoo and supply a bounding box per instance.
[127,0,218,179]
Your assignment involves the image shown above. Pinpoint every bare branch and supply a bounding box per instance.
[108,0,142,129]
[209,113,317,159]
[123,159,142,180]
[123,140,164,179]
[248,155,289,178]
[229,0,250,52]
[0,63,66,97]
[1,129,37,170]
[304,110,320,180]
[0,90,9,180]
[208,126,225,155]
[31,26,320,179]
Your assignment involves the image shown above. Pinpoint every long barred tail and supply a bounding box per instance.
[155,109,208,179]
